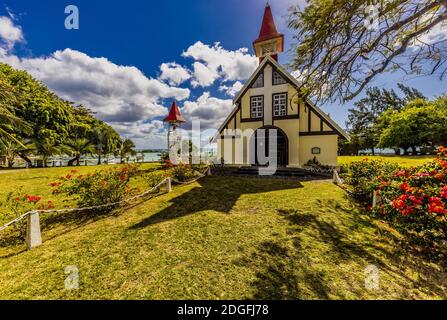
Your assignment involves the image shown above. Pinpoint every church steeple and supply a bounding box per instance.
[253,2,284,63]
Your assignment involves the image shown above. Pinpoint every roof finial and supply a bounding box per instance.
[266,1,270,7]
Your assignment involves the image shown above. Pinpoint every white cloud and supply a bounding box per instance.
[181,92,233,130]
[0,16,24,49]
[112,120,168,149]
[183,41,257,87]
[159,62,191,85]
[190,61,219,88]
[219,81,243,97]
[0,48,190,123]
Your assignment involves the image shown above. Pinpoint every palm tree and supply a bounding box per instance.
[119,138,136,163]
[0,138,34,168]
[65,138,95,166]
[31,139,63,167]
[92,126,121,165]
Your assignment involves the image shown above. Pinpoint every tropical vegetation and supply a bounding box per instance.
[0,63,132,168]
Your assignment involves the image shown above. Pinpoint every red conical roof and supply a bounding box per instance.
[163,101,186,123]
[254,3,283,43]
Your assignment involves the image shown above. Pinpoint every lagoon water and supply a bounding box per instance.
[1,152,163,168]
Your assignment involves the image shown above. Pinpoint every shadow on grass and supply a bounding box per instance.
[129,176,302,229]
[244,198,446,299]
[237,240,331,299]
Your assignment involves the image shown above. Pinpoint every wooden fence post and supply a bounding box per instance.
[25,211,42,250]
[372,191,382,208]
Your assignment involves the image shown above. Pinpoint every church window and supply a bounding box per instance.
[273,70,287,85]
[252,72,264,88]
[250,96,264,119]
[273,93,287,117]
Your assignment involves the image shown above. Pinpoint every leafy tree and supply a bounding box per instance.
[346,84,425,154]
[65,138,95,166]
[0,62,124,166]
[0,80,30,145]
[377,99,447,154]
[0,63,73,144]
[288,0,447,102]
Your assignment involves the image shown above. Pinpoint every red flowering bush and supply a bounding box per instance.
[347,147,447,237]
[52,164,140,209]
[345,159,399,200]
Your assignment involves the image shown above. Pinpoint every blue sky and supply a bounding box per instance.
[0,0,446,148]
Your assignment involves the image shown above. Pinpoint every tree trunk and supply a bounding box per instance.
[76,156,81,166]
[68,157,76,166]
[18,153,33,168]
[411,146,417,156]
[403,148,409,155]
[97,154,102,165]
[371,147,375,156]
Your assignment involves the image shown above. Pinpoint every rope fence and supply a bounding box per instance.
[0,169,210,250]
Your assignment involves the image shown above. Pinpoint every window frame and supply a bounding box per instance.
[272,92,288,118]
[250,95,264,119]
[251,72,264,88]
[272,70,287,86]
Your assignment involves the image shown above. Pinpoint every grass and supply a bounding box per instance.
[338,155,435,168]
[0,168,445,299]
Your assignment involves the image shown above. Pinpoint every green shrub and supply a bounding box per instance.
[170,164,199,182]
[145,170,169,188]
[346,159,398,199]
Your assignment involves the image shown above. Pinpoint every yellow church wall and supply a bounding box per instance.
[310,111,321,132]
[241,94,251,119]
[240,121,262,165]
[299,102,309,132]
[299,135,339,166]
[235,110,240,128]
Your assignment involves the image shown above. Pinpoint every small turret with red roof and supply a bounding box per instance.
[163,100,186,127]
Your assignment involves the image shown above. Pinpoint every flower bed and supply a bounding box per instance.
[344,148,447,239]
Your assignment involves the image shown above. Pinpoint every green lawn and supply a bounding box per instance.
[338,155,435,168]
[0,168,445,299]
